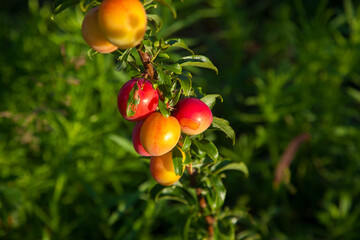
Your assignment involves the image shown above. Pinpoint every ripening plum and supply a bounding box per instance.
[98,0,147,49]
[173,98,213,135]
[117,78,159,121]
[132,121,151,156]
[140,112,181,156]
[81,7,118,53]
[150,148,185,186]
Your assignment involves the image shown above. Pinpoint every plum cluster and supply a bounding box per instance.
[80,0,213,186]
[81,0,147,53]
[118,78,213,186]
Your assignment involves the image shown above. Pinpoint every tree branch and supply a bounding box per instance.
[137,48,156,80]
[187,165,215,240]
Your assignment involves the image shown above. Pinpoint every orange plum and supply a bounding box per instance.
[150,148,185,186]
[140,112,181,156]
[81,7,118,53]
[98,0,147,49]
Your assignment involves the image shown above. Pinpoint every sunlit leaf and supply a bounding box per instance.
[183,151,192,164]
[172,147,184,176]
[201,94,223,109]
[182,135,192,151]
[178,55,218,74]
[163,63,182,74]
[158,100,170,118]
[147,14,162,32]
[178,74,192,96]
[126,82,140,117]
[212,117,235,145]
[156,66,172,85]
[165,38,194,55]
[213,162,249,177]
[52,0,81,16]
[194,139,219,161]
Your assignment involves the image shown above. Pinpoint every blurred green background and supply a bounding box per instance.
[1,0,360,239]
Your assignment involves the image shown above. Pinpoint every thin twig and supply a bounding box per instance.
[274,133,311,185]
[187,165,214,239]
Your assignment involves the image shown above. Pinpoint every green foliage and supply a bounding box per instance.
[1,0,360,239]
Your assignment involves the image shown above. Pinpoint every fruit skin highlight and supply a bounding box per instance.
[117,78,159,122]
[140,112,181,156]
[98,0,147,49]
[150,148,185,186]
[132,121,151,156]
[173,98,213,135]
[81,7,118,53]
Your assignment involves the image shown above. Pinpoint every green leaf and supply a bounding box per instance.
[178,74,192,96]
[172,147,184,176]
[218,218,235,238]
[116,48,132,71]
[347,87,360,103]
[108,134,138,156]
[150,185,196,205]
[182,135,192,152]
[126,82,140,117]
[183,151,192,165]
[178,55,218,74]
[169,88,182,107]
[162,63,182,74]
[212,117,236,145]
[194,139,219,161]
[182,214,194,240]
[143,0,155,6]
[158,101,170,118]
[213,162,249,177]
[157,195,188,204]
[52,0,81,16]
[165,38,194,55]
[158,53,170,59]
[210,175,226,210]
[147,14,162,32]
[156,67,172,85]
[127,54,141,72]
[149,184,166,200]
[201,94,223,109]
[155,0,177,18]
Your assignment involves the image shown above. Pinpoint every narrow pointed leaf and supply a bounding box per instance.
[165,38,194,55]
[182,135,192,151]
[178,55,218,74]
[183,151,192,164]
[155,0,177,18]
[158,101,170,118]
[213,162,249,177]
[126,83,140,117]
[178,74,192,96]
[53,0,81,16]
[172,147,184,176]
[212,117,235,145]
